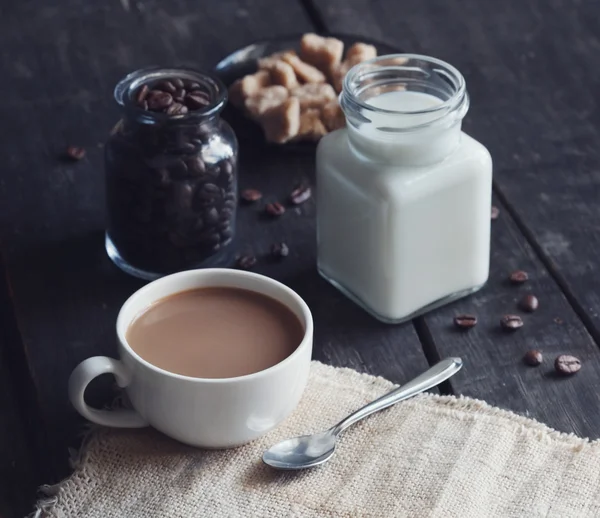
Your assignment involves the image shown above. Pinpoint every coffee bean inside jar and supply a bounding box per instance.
[105,67,238,279]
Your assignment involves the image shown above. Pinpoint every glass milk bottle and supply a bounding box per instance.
[317,54,492,323]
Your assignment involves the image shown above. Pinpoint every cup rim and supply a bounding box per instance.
[116,268,313,383]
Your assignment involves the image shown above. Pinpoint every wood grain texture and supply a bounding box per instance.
[234,147,429,385]
[311,0,600,436]
[0,0,321,485]
[0,0,430,497]
[314,0,600,332]
[0,348,32,518]
[0,248,48,518]
[0,301,38,517]
[420,195,600,437]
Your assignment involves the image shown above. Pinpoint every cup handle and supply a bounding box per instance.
[68,356,148,428]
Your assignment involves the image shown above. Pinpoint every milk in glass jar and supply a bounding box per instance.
[316,55,492,323]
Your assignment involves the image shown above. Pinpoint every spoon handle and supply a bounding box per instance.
[332,357,462,436]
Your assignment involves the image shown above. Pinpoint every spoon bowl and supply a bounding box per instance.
[262,431,336,470]
[262,358,462,470]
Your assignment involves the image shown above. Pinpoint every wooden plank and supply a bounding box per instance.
[419,195,600,437]
[236,147,429,385]
[0,288,39,517]
[0,355,35,518]
[314,0,600,333]
[311,0,600,437]
[0,0,429,491]
[0,0,321,482]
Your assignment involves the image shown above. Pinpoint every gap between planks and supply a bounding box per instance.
[413,317,455,396]
[491,179,600,348]
[297,0,457,389]
[298,0,328,33]
[298,0,600,381]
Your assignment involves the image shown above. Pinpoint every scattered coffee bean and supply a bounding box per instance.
[271,242,289,259]
[509,270,529,284]
[241,189,262,203]
[453,314,477,329]
[520,294,539,312]
[166,102,189,116]
[147,91,173,111]
[136,84,150,104]
[554,317,564,324]
[523,350,543,366]
[554,354,581,375]
[491,205,500,220]
[290,185,312,205]
[66,146,86,160]
[265,202,285,217]
[185,92,210,110]
[237,254,257,270]
[501,314,523,330]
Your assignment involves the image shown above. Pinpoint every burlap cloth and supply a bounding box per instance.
[35,362,600,518]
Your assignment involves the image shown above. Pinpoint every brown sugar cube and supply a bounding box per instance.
[291,83,336,109]
[331,43,379,93]
[321,101,345,131]
[299,33,344,75]
[229,70,272,107]
[282,54,326,84]
[258,50,297,69]
[244,85,289,119]
[345,42,377,65]
[266,61,299,90]
[228,79,245,108]
[297,108,328,141]
[331,62,352,93]
[385,56,409,65]
[259,97,301,144]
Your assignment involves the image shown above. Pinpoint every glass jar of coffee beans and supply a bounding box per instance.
[105,67,238,279]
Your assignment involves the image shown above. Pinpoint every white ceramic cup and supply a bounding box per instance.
[68,268,313,448]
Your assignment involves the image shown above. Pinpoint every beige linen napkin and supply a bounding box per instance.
[35,362,600,517]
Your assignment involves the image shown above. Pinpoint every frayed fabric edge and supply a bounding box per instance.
[310,361,600,450]
[31,361,600,516]
[28,419,104,517]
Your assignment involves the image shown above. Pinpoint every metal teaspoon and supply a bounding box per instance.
[262,357,462,470]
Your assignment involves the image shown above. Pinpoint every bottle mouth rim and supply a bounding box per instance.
[114,67,228,123]
[341,54,469,130]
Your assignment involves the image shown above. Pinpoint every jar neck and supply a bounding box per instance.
[345,118,464,166]
[114,67,227,128]
[340,54,469,166]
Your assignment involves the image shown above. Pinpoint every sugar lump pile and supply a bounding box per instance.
[229,34,377,144]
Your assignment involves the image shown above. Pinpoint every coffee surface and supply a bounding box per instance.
[126,287,304,378]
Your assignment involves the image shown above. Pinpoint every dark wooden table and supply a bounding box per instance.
[3,1,600,516]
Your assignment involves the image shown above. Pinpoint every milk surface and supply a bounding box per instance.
[367,90,444,125]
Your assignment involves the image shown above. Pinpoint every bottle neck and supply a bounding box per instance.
[346,118,463,166]
[114,67,226,128]
[340,54,469,166]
